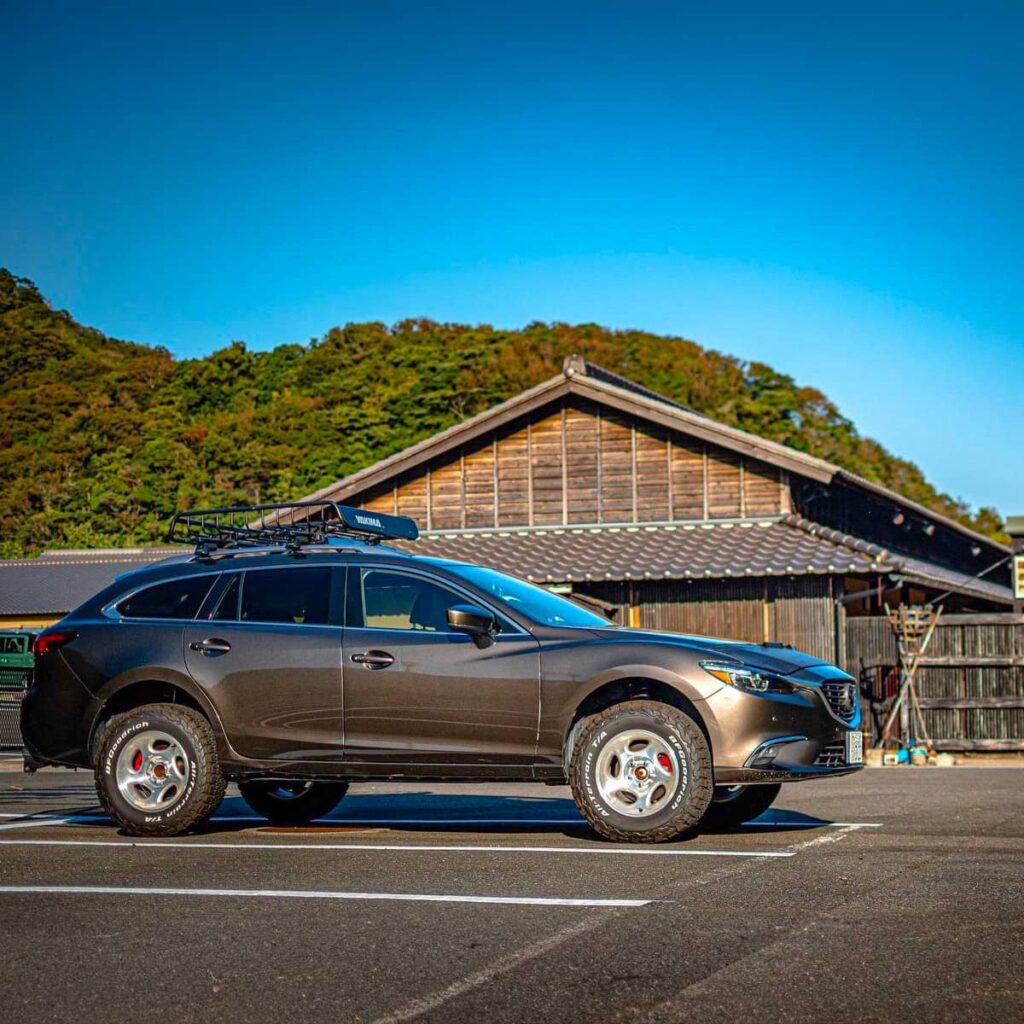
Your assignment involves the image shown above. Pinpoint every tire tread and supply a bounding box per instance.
[568,700,713,844]
[94,703,226,837]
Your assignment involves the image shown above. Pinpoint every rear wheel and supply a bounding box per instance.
[569,700,713,843]
[700,783,781,831]
[238,780,348,825]
[95,703,226,837]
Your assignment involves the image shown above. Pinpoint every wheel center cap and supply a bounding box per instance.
[151,761,167,781]
[627,757,654,786]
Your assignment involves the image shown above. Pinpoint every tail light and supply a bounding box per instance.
[32,632,78,658]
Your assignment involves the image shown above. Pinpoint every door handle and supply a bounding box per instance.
[351,650,395,669]
[190,638,232,656]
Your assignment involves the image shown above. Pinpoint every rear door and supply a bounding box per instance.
[183,564,345,762]
[341,566,541,766]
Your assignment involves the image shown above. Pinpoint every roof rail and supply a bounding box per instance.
[167,501,419,558]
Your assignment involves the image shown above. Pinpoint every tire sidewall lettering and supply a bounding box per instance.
[100,714,202,826]
[574,708,707,835]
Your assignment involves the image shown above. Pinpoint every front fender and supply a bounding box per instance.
[536,637,722,762]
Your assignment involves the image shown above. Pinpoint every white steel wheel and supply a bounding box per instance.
[594,728,681,817]
[115,729,191,812]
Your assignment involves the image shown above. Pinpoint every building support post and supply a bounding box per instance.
[1007,516,1024,618]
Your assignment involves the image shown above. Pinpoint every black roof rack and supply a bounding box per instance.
[167,501,419,558]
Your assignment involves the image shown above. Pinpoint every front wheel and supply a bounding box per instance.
[238,781,348,825]
[700,783,781,831]
[569,700,713,843]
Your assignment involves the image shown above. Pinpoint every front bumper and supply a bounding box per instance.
[703,665,864,785]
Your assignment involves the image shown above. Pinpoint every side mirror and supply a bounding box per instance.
[447,604,497,646]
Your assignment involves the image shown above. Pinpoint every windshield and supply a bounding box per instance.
[451,565,612,628]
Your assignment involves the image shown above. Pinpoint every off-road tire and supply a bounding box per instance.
[700,783,782,831]
[95,703,226,837]
[238,781,349,825]
[569,700,713,843]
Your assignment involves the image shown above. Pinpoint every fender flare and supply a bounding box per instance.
[87,667,230,756]
[558,663,718,771]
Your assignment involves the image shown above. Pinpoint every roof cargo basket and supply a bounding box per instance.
[167,501,419,558]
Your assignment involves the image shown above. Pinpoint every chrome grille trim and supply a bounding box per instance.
[820,679,858,723]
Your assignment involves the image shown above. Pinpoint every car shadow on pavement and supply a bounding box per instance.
[203,794,839,844]
[1,791,838,842]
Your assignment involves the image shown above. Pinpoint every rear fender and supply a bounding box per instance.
[87,667,233,761]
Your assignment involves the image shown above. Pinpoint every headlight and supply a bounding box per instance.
[700,660,796,694]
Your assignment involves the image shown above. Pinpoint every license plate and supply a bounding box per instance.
[844,730,864,765]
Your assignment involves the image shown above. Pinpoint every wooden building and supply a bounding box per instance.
[300,356,1019,749]
[302,355,1011,656]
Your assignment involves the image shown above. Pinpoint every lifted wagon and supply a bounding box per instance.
[22,501,862,841]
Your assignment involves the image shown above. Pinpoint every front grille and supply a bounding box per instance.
[815,742,846,768]
[820,679,858,722]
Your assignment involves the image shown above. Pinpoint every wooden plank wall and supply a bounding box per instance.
[845,613,1024,751]
[360,398,789,529]
[578,577,836,663]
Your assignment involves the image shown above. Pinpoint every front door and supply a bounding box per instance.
[342,566,540,766]
[183,565,344,761]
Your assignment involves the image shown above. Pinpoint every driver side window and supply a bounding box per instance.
[359,570,461,632]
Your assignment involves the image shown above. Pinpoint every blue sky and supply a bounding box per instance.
[1,1,1021,514]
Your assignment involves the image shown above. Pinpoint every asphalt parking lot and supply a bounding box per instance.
[0,763,1021,1023]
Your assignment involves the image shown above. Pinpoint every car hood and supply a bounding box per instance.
[583,626,829,675]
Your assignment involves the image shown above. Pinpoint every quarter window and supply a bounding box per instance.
[117,576,214,620]
[360,570,461,632]
[203,574,241,621]
[240,568,331,625]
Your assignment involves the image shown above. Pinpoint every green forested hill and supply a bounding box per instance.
[0,268,1004,555]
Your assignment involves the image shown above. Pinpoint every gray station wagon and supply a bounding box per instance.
[22,501,862,841]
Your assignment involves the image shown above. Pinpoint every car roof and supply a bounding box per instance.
[107,543,465,588]
[65,542,482,621]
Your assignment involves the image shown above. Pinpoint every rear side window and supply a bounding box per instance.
[117,576,214,620]
[240,568,331,625]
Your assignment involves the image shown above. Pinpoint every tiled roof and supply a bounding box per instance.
[0,519,1010,616]
[0,549,179,616]
[395,516,890,584]
[783,517,1011,604]
[889,553,1012,604]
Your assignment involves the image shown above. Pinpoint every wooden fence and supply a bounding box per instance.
[844,613,1024,751]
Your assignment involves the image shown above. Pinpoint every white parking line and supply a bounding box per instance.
[0,837,795,857]
[0,884,652,908]
[0,817,76,832]
[784,823,863,853]
[744,821,883,829]
[367,916,610,1024]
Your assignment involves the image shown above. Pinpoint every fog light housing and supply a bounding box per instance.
[744,735,806,769]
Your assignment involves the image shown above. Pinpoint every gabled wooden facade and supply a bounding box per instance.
[298,356,1020,749]
[358,398,791,531]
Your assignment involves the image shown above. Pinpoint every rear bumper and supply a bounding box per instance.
[20,652,97,768]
